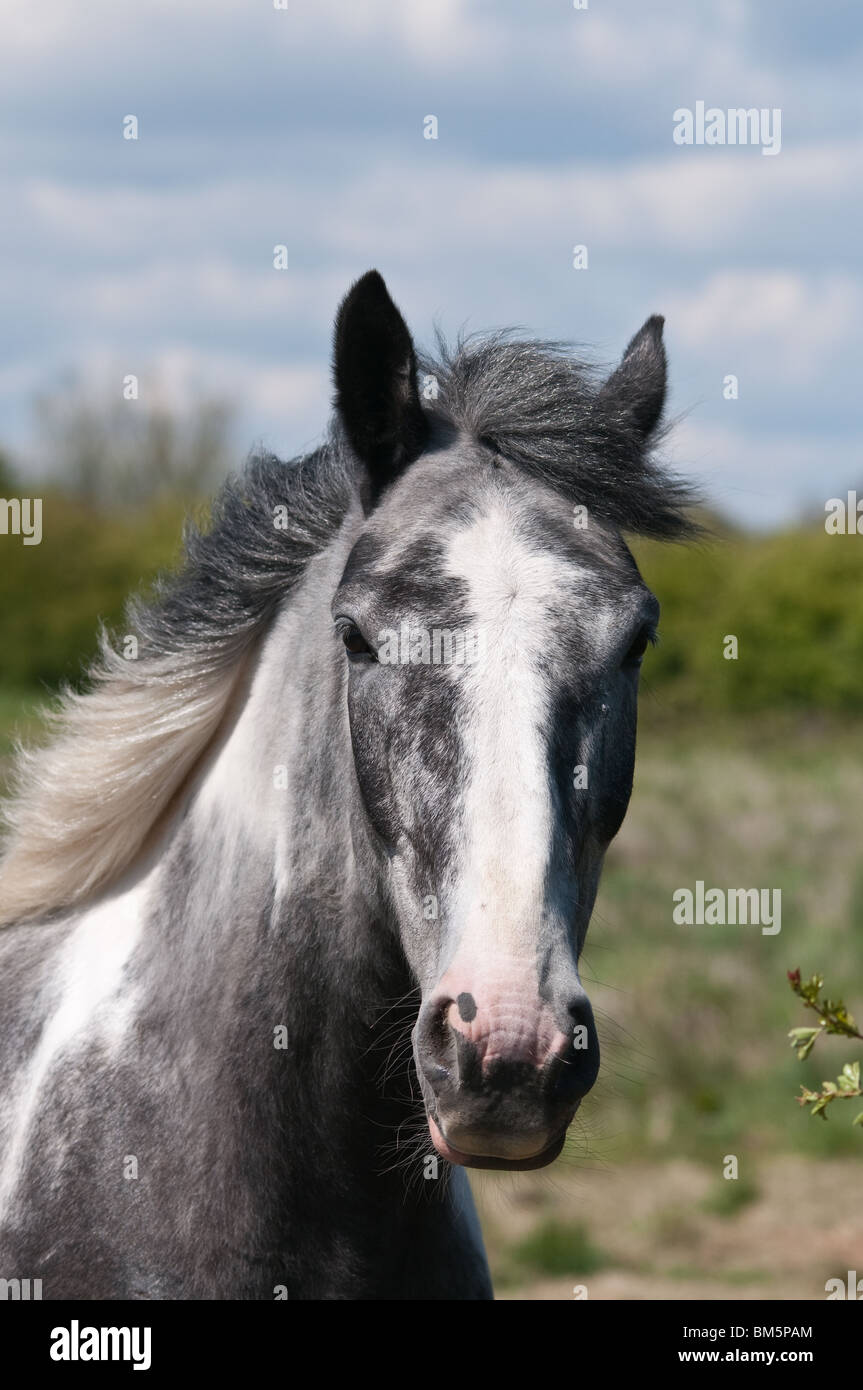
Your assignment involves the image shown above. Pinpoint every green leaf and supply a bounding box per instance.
[802,974,824,1002]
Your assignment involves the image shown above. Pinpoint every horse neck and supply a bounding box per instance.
[137,528,414,1161]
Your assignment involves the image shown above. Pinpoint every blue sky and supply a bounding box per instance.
[1,0,860,526]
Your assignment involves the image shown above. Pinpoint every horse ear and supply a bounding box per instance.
[333,270,428,503]
[599,315,667,440]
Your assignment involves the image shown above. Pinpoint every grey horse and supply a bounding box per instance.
[0,271,695,1299]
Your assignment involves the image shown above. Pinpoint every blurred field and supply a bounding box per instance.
[1,469,861,1300]
[474,1155,863,1300]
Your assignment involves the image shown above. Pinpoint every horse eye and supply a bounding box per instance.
[624,628,651,666]
[341,625,373,657]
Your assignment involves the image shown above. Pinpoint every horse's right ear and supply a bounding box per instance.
[333,270,428,505]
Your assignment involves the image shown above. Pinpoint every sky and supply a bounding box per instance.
[1,0,861,527]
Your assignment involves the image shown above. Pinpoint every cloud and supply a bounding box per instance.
[668,418,861,528]
[0,0,860,527]
[663,270,861,380]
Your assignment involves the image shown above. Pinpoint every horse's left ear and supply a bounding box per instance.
[598,315,667,441]
[333,269,428,504]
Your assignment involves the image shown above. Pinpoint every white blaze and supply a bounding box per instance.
[444,500,582,967]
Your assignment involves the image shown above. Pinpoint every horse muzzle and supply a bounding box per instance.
[413,977,600,1170]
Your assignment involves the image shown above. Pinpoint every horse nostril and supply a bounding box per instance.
[417,996,457,1085]
[544,991,599,1101]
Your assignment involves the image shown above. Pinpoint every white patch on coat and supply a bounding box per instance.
[0,877,149,1219]
[191,620,290,899]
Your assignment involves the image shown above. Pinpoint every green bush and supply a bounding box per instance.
[633,526,863,715]
[0,492,188,689]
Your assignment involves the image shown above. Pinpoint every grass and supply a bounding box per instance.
[509,1220,609,1277]
[700,1174,760,1217]
[477,1153,862,1299]
[665,1265,772,1285]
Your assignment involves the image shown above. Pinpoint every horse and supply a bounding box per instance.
[0,271,695,1299]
